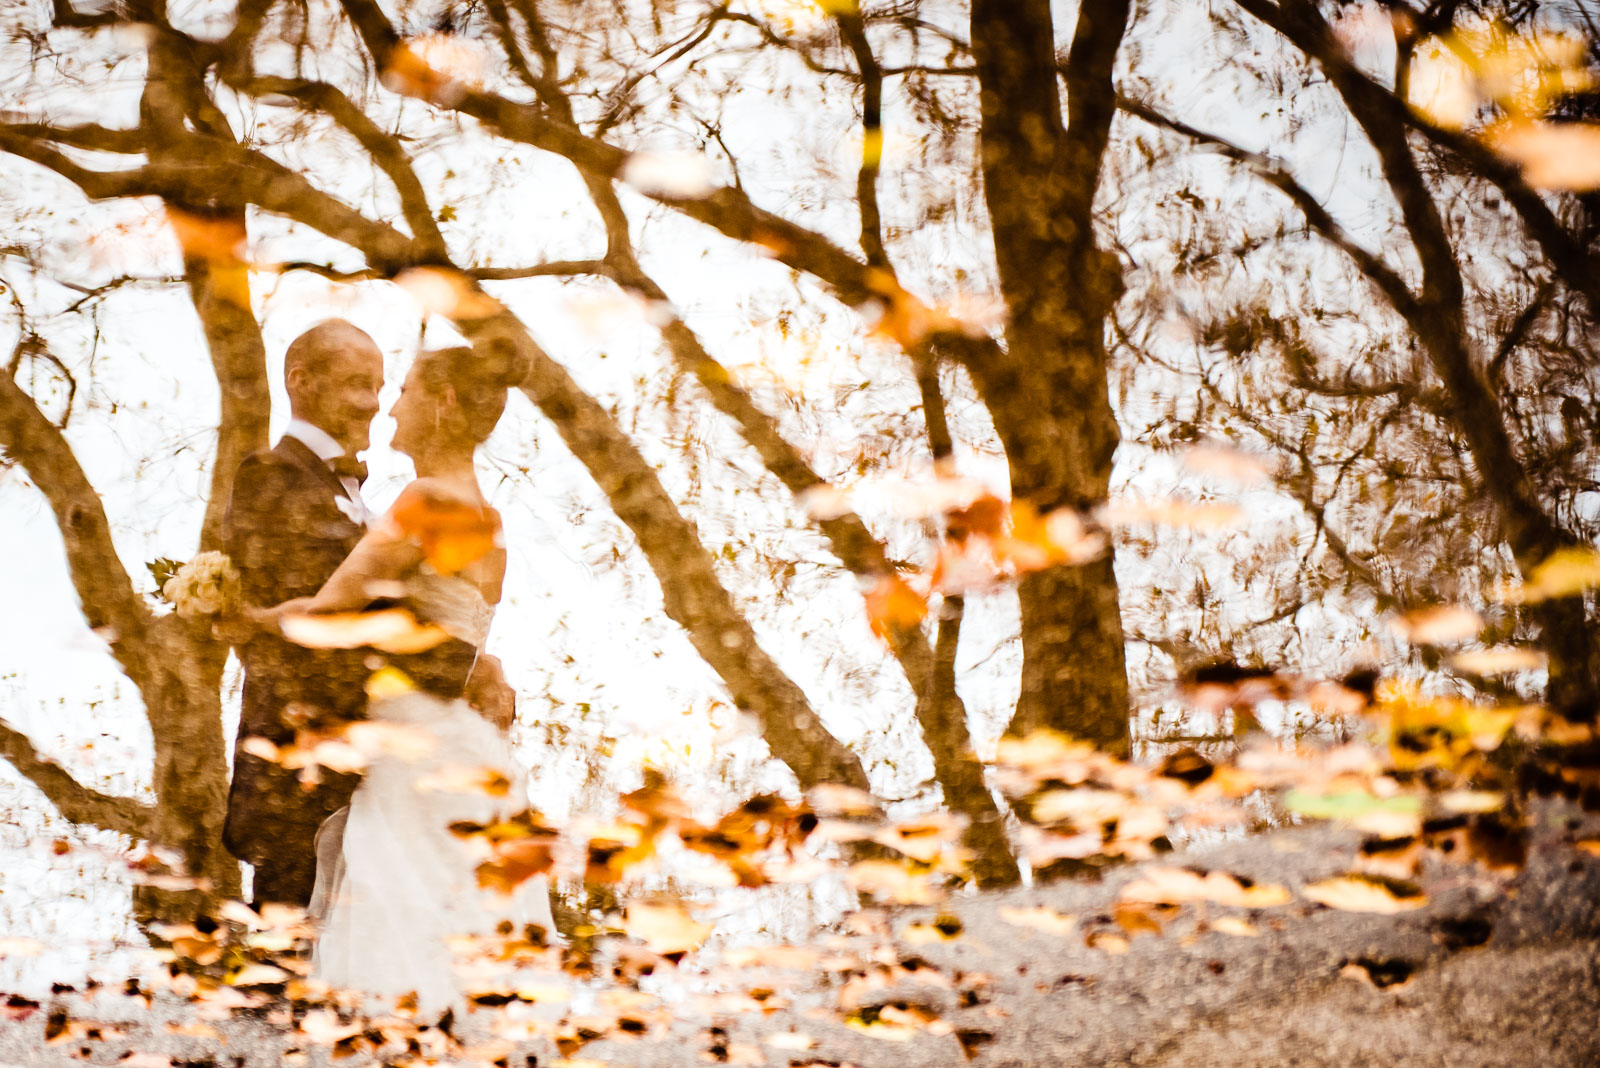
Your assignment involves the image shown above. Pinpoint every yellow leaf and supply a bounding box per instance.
[1502,546,1600,603]
[1210,916,1259,937]
[1119,866,1290,908]
[281,608,451,654]
[1487,120,1600,190]
[1388,605,1483,645]
[228,963,290,986]
[846,860,942,905]
[997,905,1077,938]
[622,900,710,956]
[1448,647,1545,675]
[1303,874,1427,914]
[364,666,415,702]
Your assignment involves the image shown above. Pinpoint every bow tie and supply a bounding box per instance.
[329,456,368,483]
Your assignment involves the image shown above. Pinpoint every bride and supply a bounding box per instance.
[262,338,554,1015]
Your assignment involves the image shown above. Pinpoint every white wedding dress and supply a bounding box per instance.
[309,574,556,1016]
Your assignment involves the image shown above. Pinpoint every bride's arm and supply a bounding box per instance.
[297,523,424,613]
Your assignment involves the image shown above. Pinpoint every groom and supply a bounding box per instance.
[223,320,383,907]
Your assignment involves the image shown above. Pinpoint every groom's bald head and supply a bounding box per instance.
[285,319,383,453]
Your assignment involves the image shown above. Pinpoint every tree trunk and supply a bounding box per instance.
[970,0,1134,755]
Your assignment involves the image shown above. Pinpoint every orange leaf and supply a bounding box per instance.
[863,574,927,642]
[389,488,500,574]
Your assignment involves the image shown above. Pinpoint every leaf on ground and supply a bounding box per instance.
[1303,874,1428,913]
[901,915,964,944]
[228,963,290,986]
[847,860,942,905]
[1085,930,1129,954]
[997,905,1077,937]
[1119,866,1290,908]
[623,900,711,956]
[1209,916,1259,937]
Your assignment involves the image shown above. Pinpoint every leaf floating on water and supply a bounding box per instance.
[1388,605,1483,645]
[621,151,718,199]
[806,783,881,818]
[862,573,928,642]
[901,915,964,944]
[843,1002,951,1042]
[0,936,44,958]
[1497,547,1600,604]
[1100,497,1243,529]
[997,905,1077,937]
[1484,120,1600,191]
[280,607,450,654]
[389,484,502,574]
[1438,790,1506,814]
[1303,874,1428,914]
[1448,647,1545,675]
[395,266,503,320]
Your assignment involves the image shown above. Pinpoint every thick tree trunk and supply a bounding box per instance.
[970,0,1134,755]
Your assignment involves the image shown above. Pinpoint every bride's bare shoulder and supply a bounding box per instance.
[392,477,481,509]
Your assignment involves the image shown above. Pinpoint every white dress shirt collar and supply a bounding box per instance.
[282,417,346,461]
[281,417,371,526]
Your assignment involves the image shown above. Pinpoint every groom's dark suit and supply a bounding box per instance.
[223,435,369,906]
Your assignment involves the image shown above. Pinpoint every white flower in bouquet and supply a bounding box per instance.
[162,551,242,619]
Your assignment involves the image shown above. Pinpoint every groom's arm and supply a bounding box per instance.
[464,653,516,731]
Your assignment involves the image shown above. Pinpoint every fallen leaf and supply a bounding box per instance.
[1498,546,1600,603]
[1209,916,1259,937]
[1303,874,1428,914]
[1484,120,1600,191]
[228,963,290,986]
[280,607,451,653]
[1119,867,1290,908]
[1388,605,1483,645]
[395,266,503,319]
[863,574,928,642]
[1448,647,1545,675]
[847,860,942,904]
[1085,930,1129,954]
[623,900,711,956]
[621,151,717,198]
[997,905,1077,937]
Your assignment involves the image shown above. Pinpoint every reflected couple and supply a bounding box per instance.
[222,320,550,1014]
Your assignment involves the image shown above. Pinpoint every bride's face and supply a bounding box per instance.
[389,364,442,459]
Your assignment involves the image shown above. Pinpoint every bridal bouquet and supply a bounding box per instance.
[161,551,242,619]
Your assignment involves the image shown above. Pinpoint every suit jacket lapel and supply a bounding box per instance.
[277,435,355,506]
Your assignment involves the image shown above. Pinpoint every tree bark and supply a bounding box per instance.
[970,0,1133,754]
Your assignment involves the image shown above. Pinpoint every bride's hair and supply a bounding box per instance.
[414,338,531,446]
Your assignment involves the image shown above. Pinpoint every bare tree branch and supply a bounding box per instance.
[0,719,156,840]
[0,359,153,692]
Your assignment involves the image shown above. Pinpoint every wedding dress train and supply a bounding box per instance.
[309,575,555,1015]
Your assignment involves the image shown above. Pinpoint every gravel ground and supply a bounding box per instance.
[3,806,1598,1068]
